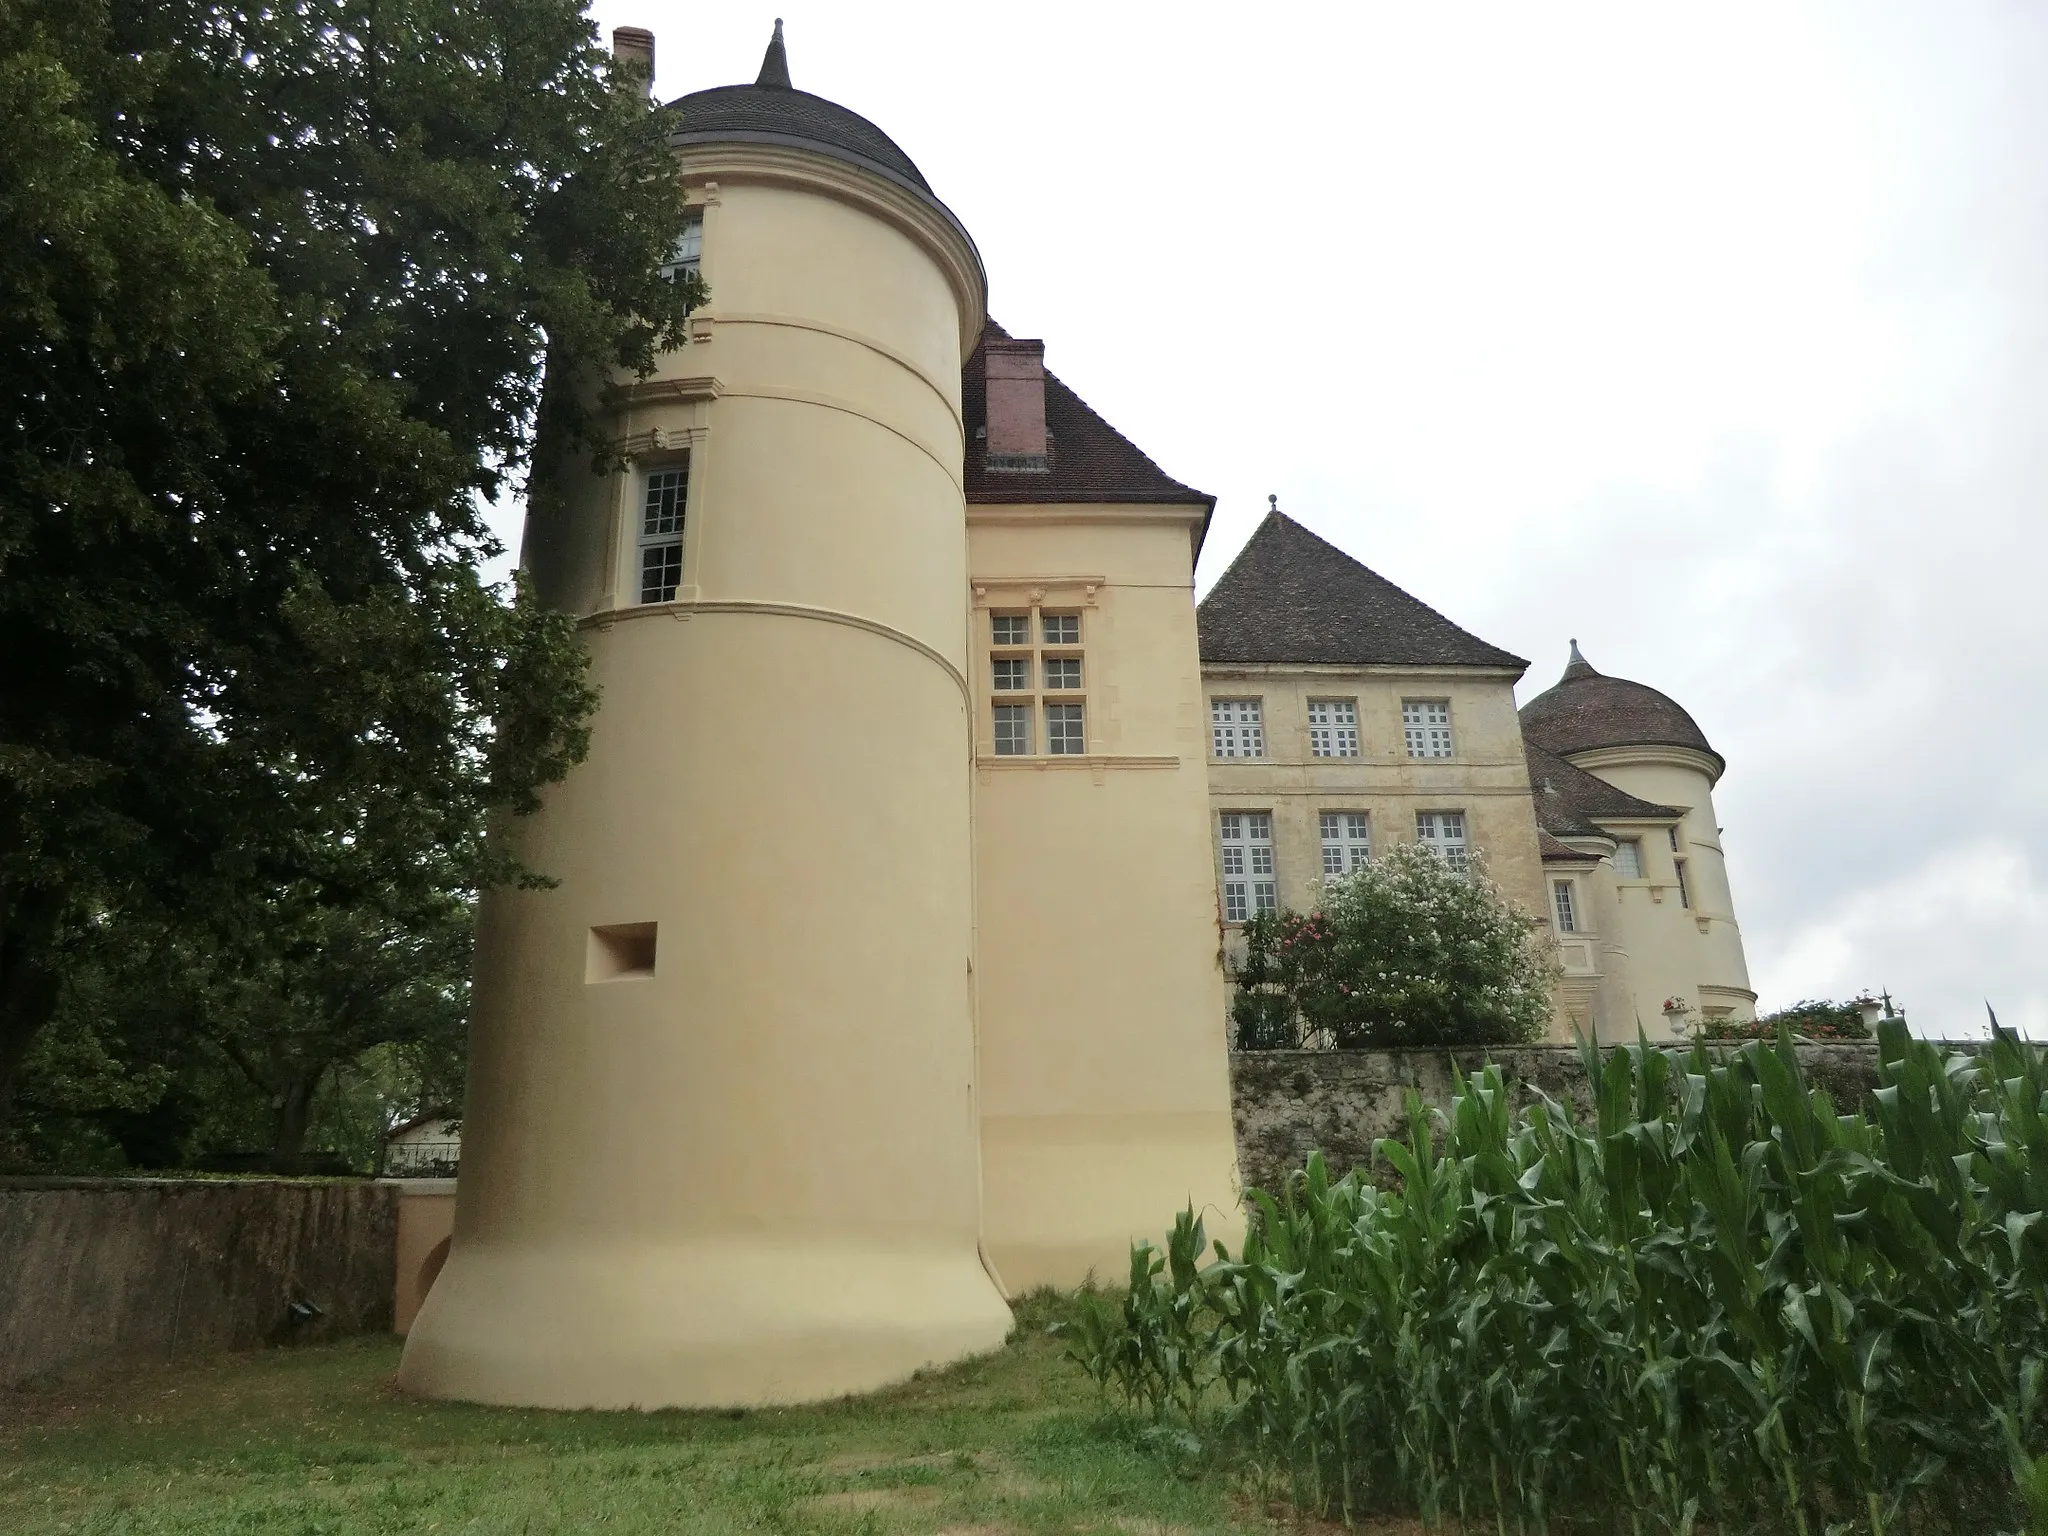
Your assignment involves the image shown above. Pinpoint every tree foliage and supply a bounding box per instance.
[1230,843,1555,1050]
[0,0,705,1139]
[1703,997,1874,1042]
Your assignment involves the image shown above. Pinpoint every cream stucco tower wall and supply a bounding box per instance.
[397,32,1012,1408]
[967,512,1245,1291]
[1523,645,1757,1040]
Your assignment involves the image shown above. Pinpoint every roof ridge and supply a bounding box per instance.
[1196,509,1529,671]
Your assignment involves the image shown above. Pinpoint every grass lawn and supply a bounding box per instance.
[0,1298,1361,1535]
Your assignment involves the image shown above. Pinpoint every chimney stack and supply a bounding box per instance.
[611,26,655,93]
[984,338,1049,471]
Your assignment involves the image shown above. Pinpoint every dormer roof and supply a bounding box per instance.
[1526,743,1683,839]
[1197,510,1528,671]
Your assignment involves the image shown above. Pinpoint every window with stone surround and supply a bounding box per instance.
[1403,699,1454,758]
[1219,812,1277,921]
[1308,699,1360,758]
[1211,699,1264,758]
[1320,811,1371,876]
[1416,810,1469,874]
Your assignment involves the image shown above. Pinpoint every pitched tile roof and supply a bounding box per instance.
[963,321,1213,508]
[1196,510,1528,670]
[1526,742,1682,839]
[667,25,942,209]
[1538,830,1605,863]
[1520,643,1723,773]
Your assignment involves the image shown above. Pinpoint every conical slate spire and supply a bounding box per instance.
[1562,638,1597,682]
[756,18,791,88]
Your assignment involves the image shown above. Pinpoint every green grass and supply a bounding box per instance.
[0,1296,1335,1535]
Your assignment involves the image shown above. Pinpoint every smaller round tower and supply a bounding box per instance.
[1521,644,1756,1035]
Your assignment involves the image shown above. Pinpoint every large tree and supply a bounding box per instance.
[0,0,704,1138]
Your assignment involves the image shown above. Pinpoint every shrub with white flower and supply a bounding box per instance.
[1230,842,1556,1049]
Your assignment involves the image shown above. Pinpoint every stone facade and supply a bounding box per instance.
[1227,1043,1906,1199]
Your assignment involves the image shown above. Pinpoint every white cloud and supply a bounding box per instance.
[1756,843,2048,1040]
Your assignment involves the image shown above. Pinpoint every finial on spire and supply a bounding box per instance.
[1268,494,1279,513]
[1563,638,1597,681]
[756,18,791,89]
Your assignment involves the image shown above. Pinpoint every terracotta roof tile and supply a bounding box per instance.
[1197,510,1527,670]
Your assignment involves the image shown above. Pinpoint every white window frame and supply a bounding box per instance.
[1042,655,1083,691]
[1211,699,1265,759]
[658,209,703,284]
[1403,699,1454,758]
[1552,879,1579,933]
[1045,701,1086,755]
[1308,699,1360,758]
[991,657,1029,692]
[992,703,1031,756]
[991,612,1031,646]
[1041,612,1081,646]
[1674,858,1691,909]
[1319,811,1371,877]
[1218,811,1278,922]
[1613,838,1644,879]
[1416,810,1470,873]
[637,464,688,604]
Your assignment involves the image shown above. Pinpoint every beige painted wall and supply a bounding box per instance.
[1540,855,1642,1043]
[390,1181,456,1336]
[968,514,1243,1289]
[397,151,1012,1409]
[1565,746,1757,1036]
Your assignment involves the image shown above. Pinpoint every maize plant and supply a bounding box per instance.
[1065,1019,2048,1534]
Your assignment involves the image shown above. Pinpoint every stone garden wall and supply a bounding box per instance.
[1228,1042,1899,1198]
[0,1177,398,1387]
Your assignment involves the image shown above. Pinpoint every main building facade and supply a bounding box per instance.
[399,25,1756,1411]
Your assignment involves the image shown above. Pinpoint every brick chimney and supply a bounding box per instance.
[983,338,1049,472]
[612,26,655,93]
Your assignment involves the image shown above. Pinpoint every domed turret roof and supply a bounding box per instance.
[1520,642,1723,774]
[667,22,934,200]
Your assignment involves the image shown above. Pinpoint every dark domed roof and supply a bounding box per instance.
[1520,642,1723,775]
[667,22,934,202]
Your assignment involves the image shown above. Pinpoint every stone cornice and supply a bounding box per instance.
[1564,742,1725,784]
[1198,662,1527,684]
[966,503,1207,529]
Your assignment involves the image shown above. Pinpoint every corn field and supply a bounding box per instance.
[1065,1020,2048,1534]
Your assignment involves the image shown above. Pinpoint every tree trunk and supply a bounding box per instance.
[0,914,64,1151]
[267,1064,326,1172]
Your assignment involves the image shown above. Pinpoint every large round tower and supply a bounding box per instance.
[397,23,1012,1408]
[1522,644,1757,1032]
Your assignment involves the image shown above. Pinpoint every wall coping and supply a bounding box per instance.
[378,1178,459,1195]
[0,1175,384,1191]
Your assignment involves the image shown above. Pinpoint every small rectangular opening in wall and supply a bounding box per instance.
[587,922,657,982]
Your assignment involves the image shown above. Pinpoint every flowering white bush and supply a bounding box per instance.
[1231,843,1555,1049]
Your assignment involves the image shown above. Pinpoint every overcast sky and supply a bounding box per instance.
[549,2,2047,1038]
